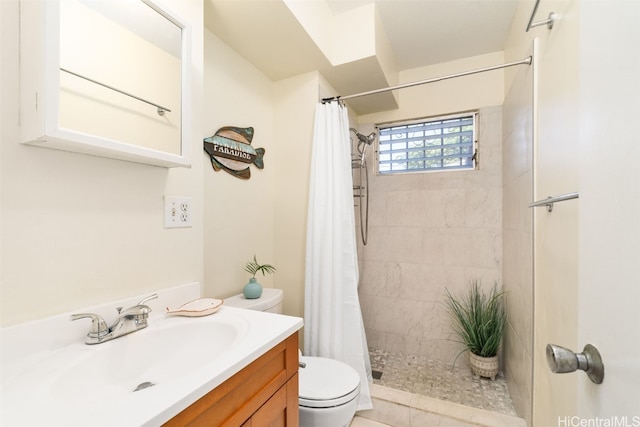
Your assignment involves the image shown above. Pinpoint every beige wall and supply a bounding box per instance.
[1,5,318,328]
[202,29,321,319]
[532,0,581,420]
[59,0,181,153]
[273,72,324,318]
[202,30,276,300]
[0,0,204,326]
[505,0,640,423]
[360,51,505,125]
[504,0,580,425]
[501,43,535,425]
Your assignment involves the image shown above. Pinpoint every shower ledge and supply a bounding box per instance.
[357,384,527,427]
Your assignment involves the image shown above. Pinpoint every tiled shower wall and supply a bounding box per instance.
[501,61,534,424]
[357,106,503,364]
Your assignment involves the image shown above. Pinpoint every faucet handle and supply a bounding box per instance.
[136,294,158,319]
[70,313,108,339]
[137,293,158,306]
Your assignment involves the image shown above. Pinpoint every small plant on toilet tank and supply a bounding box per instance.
[243,255,276,299]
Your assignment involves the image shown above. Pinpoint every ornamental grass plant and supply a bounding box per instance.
[444,280,507,360]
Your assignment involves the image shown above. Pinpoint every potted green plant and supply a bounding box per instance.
[243,255,276,299]
[444,280,507,380]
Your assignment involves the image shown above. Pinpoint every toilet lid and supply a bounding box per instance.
[298,357,361,408]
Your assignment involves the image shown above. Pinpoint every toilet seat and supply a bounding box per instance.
[298,356,361,408]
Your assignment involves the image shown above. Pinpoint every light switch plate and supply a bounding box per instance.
[164,196,192,228]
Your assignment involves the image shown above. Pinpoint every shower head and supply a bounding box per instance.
[350,128,376,145]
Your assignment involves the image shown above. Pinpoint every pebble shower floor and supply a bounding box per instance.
[369,348,518,417]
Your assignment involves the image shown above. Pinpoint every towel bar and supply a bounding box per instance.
[529,192,579,212]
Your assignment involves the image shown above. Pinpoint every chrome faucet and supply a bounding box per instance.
[71,294,158,345]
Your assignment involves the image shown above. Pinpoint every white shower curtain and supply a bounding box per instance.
[304,101,373,411]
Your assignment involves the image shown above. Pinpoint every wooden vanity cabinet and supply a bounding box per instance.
[164,332,299,427]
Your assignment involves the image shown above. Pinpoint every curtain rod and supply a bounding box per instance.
[323,56,532,103]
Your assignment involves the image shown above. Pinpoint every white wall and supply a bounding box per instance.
[0,0,204,326]
[577,0,640,419]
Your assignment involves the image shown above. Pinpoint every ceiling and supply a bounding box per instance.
[325,0,518,70]
[204,0,519,115]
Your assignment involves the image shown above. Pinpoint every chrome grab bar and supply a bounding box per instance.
[529,192,579,212]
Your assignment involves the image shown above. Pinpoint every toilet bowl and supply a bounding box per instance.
[298,356,360,427]
[224,289,361,427]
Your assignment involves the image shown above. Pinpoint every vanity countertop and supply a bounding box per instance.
[0,283,303,426]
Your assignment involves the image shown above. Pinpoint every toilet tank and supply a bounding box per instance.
[224,288,283,314]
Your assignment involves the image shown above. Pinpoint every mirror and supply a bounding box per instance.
[20,0,191,167]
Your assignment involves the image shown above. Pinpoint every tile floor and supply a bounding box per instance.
[351,417,393,427]
[348,349,527,427]
[368,348,517,416]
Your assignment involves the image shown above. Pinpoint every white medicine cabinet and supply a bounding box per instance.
[19,0,192,168]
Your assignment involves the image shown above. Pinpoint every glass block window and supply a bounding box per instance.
[378,113,477,174]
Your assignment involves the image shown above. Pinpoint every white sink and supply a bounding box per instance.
[50,318,245,404]
[1,284,303,427]
[3,313,248,408]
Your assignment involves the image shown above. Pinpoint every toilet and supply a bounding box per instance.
[297,355,360,427]
[225,288,361,427]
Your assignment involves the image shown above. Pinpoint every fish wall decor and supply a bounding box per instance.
[204,126,265,179]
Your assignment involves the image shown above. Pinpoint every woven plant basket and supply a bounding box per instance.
[469,352,499,380]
